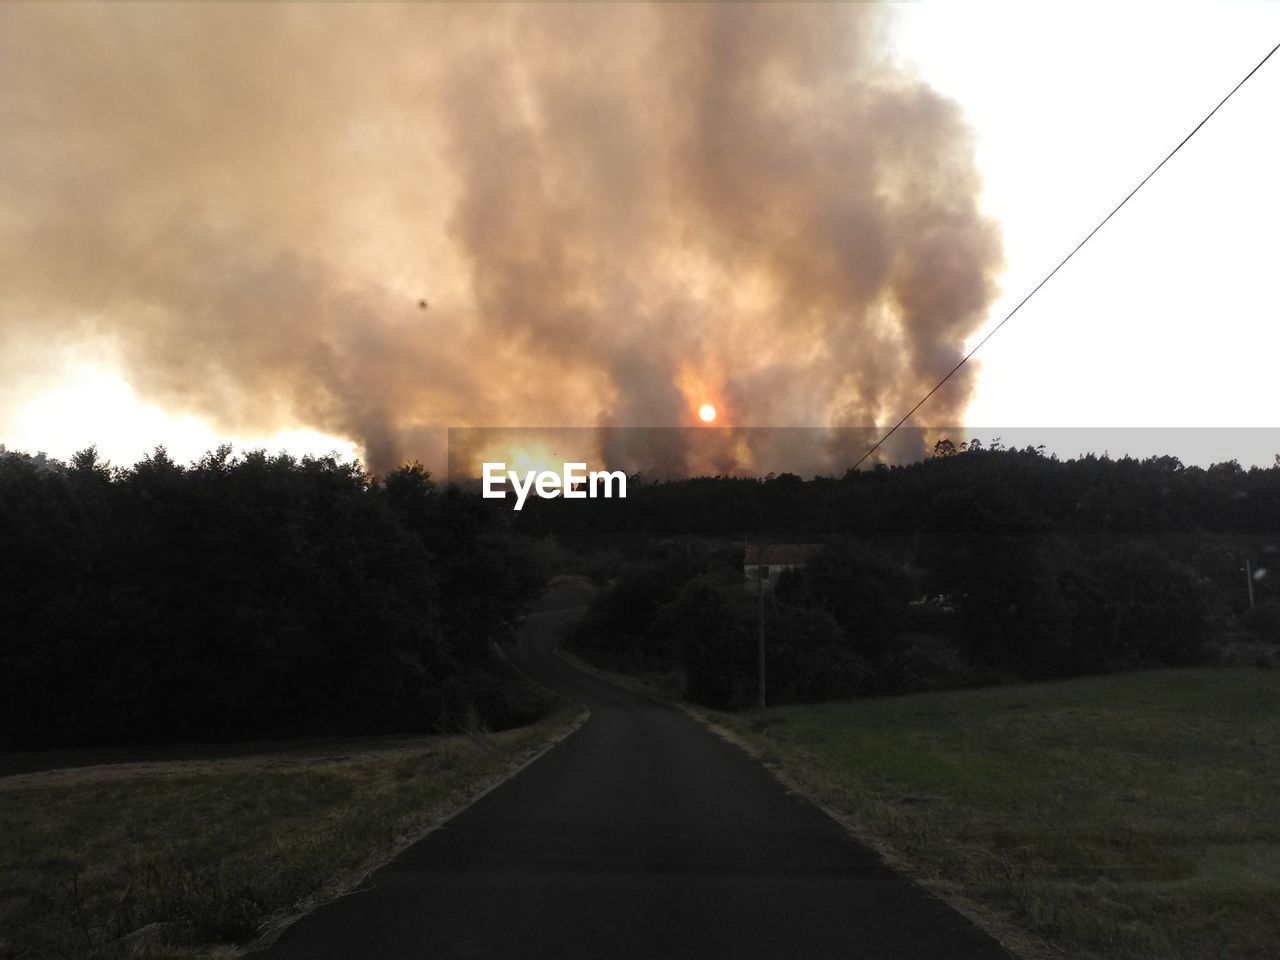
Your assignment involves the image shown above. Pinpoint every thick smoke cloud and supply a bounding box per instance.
[0,3,1001,474]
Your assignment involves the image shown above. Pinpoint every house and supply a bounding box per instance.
[743,542,820,591]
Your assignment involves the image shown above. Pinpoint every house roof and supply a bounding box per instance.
[744,543,820,565]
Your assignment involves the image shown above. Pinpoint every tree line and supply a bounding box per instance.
[0,446,552,749]
[4,440,1277,745]
[559,443,1279,708]
[518,443,1280,543]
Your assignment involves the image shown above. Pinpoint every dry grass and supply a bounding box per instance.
[715,668,1280,959]
[0,706,585,960]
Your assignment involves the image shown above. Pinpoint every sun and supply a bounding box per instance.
[698,403,717,423]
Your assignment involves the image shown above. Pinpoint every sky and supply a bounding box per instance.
[893,2,1280,463]
[2,2,1278,472]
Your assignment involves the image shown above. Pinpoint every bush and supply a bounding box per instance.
[774,538,913,657]
[1242,600,1280,642]
[1086,541,1208,666]
[570,553,702,662]
[656,577,757,709]
[0,449,552,748]
[581,548,625,586]
[877,638,975,694]
[766,604,877,703]
[657,578,876,709]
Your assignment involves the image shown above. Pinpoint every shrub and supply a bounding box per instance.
[1242,600,1280,642]
[657,577,757,709]
[766,604,877,703]
[0,450,552,748]
[658,578,876,709]
[1086,541,1208,666]
[774,539,913,657]
[570,553,702,662]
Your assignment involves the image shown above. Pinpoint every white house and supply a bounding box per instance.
[743,542,820,592]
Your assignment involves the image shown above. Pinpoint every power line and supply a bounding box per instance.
[851,39,1280,471]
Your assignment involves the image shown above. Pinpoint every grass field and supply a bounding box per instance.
[714,668,1280,960]
[0,705,584,960]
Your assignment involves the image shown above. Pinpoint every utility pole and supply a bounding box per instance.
[755,538,767,710]
[1245,559,1256,610]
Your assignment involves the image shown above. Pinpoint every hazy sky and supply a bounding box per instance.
[2,2,1278,471]
[894,3,1280,434]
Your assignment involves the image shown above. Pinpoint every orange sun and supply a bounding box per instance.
[698,403,717,423]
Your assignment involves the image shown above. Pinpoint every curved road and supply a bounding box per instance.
[261,605,1009,959]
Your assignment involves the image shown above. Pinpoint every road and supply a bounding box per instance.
[260,603,1010,959]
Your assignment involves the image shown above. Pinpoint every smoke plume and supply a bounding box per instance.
[0,3,1002,474]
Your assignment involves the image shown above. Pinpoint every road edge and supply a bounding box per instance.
[553,643,1061,960]
[242,702,589,955]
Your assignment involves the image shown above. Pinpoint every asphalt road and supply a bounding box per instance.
[260,605,1010,959]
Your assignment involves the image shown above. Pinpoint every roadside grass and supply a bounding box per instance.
[713,668,1280,960]
[0,705,585,960]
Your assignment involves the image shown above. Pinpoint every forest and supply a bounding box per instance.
[540,442,1280,707]
[2,440,1278,747]
[0,446,552,749]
